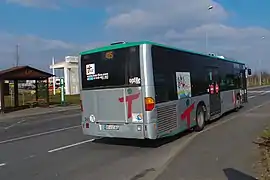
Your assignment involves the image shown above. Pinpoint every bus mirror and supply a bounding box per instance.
[247,68,252,75]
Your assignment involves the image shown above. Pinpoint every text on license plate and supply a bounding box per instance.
[104,125,120,130]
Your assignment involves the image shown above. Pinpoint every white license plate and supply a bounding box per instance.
[104,125,120,130]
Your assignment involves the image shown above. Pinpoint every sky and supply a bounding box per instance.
[0,0,270,73]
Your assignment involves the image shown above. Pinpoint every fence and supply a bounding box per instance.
[4,81,80,108]
[247,75,270,87]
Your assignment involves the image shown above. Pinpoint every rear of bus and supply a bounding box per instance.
[79,45,150,139]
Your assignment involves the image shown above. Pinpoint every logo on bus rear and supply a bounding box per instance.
[85,63,109,81]
[119,89,140,119]
[129,77,141,84]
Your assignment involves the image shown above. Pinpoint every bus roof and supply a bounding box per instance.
[80,41,245,65]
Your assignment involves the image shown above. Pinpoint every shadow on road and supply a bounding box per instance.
[93,107,243,148]
[223,168,257,180]
[93,129,193,148]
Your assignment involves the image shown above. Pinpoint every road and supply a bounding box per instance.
[154,87,270,180]
[0,87,270,180]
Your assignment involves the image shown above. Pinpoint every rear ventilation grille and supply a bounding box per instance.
[157,104,177,134]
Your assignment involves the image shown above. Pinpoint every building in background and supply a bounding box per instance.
[49,56,79,95]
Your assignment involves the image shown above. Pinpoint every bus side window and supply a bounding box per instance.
[154,73,175,103]
[155,86,169,103]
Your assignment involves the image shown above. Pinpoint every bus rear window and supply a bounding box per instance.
[81,46,141,89]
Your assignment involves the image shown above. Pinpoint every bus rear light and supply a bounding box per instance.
[80,100,83,111]
[85,122,89,128]
[145,97,155,111]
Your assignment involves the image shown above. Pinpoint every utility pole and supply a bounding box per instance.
[259,36,265,86]
[206,5,213,53]
[52,57,56,95]
[15,44,19,67]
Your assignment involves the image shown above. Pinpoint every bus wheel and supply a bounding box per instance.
[235,95,241,111]
[194,106,205,132]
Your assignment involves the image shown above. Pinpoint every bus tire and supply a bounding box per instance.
[194,105,205,132]
[235,94,241,111]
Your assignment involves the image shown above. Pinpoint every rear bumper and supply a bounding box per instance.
[82,122,146,139]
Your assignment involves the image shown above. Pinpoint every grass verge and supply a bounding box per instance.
[254,128,270,180]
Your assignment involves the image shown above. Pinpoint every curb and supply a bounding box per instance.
[0,106,80,121]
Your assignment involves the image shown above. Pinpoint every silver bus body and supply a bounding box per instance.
[79,42,249,140]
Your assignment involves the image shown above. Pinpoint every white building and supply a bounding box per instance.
[49,56,79,95]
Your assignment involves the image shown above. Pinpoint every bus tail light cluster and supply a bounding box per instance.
[145,97,155,111]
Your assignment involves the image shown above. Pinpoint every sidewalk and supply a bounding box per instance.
[155,103,270,180]
[0,105,80,122]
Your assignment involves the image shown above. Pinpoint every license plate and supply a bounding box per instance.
[104,125,120,130]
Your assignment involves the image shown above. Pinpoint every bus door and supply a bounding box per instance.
[240,69,248,102]
[207,67,221,116]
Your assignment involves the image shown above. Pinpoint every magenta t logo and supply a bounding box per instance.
[119,90,140,118]
[181,103,195,128]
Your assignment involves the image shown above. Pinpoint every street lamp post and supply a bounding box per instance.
[206,5,213,53]
[259,36,265,86]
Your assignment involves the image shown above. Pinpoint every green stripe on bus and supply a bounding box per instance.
[80,41,245,65]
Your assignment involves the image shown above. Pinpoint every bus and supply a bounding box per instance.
[79,41,252,140]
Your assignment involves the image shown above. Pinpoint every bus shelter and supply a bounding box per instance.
[0,66,53,113]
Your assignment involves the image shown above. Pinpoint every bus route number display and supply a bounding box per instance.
[105,51,114,59]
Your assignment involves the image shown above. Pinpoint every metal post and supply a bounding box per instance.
[258,58,262,86]
[259,36,265,86]
[206,5,213,53]
[205,31,208,53]
[22,92,25,105]
[60,78,66,105]
[52,57,56,95]
[259,72,262,86]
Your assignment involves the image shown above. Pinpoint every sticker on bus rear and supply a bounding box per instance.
[86,63,95,75]
[132,113,143,123]
[129,77,141,84]
[87,73,109,81]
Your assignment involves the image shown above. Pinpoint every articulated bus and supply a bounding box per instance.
[79,41,252,140]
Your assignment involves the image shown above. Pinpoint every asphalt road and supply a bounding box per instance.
[154,88,270,180]
[0,87,270,180]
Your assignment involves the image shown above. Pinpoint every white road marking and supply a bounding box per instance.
[24,154,36,160]
[248,95,255,99]
[0,163,6,167]
[148,100,270,180]
[48,139,95,153]
[247,90,270,99]
[4,119,26,130]
[45,113,80,119]
[202,100,270,131]
[2,114,80,130]
[261,92,269,96]
[0,125,81,145]
[248,90,270,93]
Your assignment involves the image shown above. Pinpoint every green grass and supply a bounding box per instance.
[255,128,270,180]
[49,94,80,105]
[261,128,270,139]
